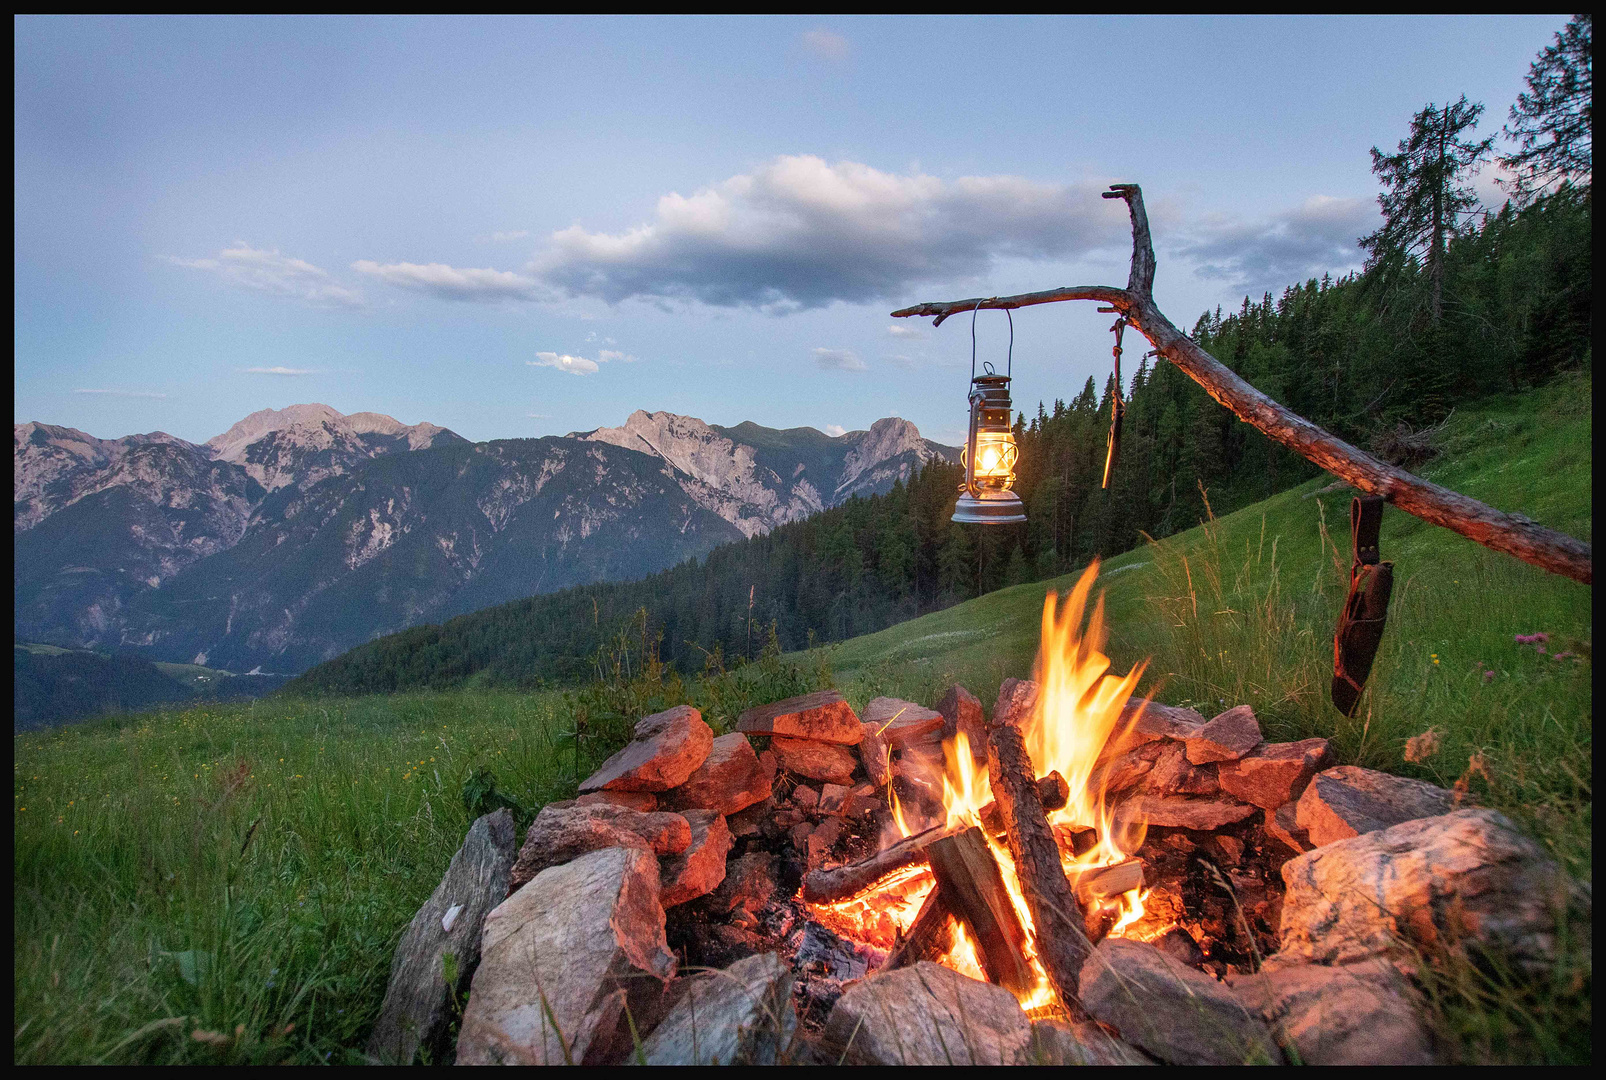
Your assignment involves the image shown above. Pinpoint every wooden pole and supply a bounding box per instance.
[892,184,1592,586]
[799,824,956,904]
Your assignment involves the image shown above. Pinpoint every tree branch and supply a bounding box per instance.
[891,183,1593,586]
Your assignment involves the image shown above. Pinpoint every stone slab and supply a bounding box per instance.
[1185,704,1263,764]
[1231,958,1434,1065]
[639,952,797,1065]
[825,961,1032,1065]
[509,803,691,892]
[579,705,713,793]
[863,696,945,749]
[1218,738,1333,810]
[659,809,733,908]
[736,691,862,745]
[661,732,772,816]
[1295,765,1453,846]
[770,736,857,785]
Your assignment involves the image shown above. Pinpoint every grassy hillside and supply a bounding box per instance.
[12,375,1591,1064]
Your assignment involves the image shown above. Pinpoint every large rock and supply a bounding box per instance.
[638,952,797,1064]
[1295,765,1454,846]
[368,809,516,1064]
[825,961,1032,1065]
[456,846,675,1066]
[1232,959,1435,1065]
[509,803,691,892]
[1029,1019,1153,1065]
[770,736,858,785]
[1184,705,1262,764]
[863,696,945,749]
[736,690,862,745]
[661,733,772,816]
[935,684,987,758]
[659,810,733,908]
[1122,794,1257,831]
[578,790,658,812]
[1218,739,1333,810]
[1276,807,1583,973]
[1079,938,1282,1064]
[579,705,713,793]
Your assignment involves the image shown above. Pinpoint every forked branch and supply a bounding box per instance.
[892,184,1592,585]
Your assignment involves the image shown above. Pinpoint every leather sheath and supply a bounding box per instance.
[1331,495,1393,717]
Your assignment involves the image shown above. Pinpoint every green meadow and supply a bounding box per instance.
[13,374,1591,1064]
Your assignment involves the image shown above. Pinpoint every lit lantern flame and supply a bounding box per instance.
[962,429,1018,486]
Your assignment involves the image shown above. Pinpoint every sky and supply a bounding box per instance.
[14,15,1570,448]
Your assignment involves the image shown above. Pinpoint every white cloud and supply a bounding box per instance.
[801,29,851,61]
[352,260,550,303]
[73,388,168,399]
[813,347,867,373]
[822,423,847,437]
[1173,196,1379,297]
[164,243,363,309]
[532,155,1127,311]
[887,324,923,338]
[528,352,600,376]
[242,366,319,376]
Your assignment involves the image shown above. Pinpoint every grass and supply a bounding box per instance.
[14,374,1591,1064]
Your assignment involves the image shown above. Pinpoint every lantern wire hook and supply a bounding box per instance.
[969,299,1012,384]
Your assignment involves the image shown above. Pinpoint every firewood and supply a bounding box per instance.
[1071,859,1143,905]
[987,722,1095,1017]
[925,826,1035,997]
[881,886,955,971]
[979,771,1068,836]
[799,824,956,904]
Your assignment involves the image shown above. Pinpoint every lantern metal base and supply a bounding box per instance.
[953,489,1027,525]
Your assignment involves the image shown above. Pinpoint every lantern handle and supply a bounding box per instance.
[968,298,1013,385]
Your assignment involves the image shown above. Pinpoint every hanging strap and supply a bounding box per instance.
[1101,317,1127,490]
[1331,495,1394,716]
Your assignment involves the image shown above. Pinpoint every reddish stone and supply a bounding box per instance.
[726,799,771,839]
[659,810,733,908]
[1104,701,1207,757]
[1098,741,1165,794]
[578,790,658,812]
[703,851,776,916]
[819,783,850,813]
[792,784,820,810]
[788,821,814,850]
[770,736,857,785]
[579,705,713,793]
[856,722,893,787]
[509,803,692,892]
[992,678,1038,728]
[1295,765,1454,847]
[1185,705,1263,764]
[936,684,987,759]
[736,691,862,745]
[1264,802,1313,854]
[1148,742,1220,796]
[1218,738,1334,809]
[864,696,945,749]
[1125,794,1256,830]
[807,816,844,869]
[661,732,771,816]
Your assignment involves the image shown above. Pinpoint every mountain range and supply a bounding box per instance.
[15,404,954,673]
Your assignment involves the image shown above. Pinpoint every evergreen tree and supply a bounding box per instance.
[1501,14,1592,203]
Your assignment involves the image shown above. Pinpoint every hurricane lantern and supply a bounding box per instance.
[953,372,1026,524]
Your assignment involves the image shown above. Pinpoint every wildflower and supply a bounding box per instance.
[1430,653,1440,665]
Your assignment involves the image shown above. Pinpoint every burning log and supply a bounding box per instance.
[1071,858,1143,905]
[988,722,1096,1017]
[881,887,955,971]
[926,826,1036,997]
[799,824,956,904]
[979,771,1069,837]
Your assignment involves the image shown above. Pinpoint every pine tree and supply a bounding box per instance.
[1501,15,1592,203]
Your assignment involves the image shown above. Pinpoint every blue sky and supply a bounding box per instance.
[14,15,1568,447]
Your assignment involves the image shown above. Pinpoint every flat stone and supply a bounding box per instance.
[369,809,517,1064]
[1105,701,1208,757]
[660,732,771,816]
[825,961,1032,1065]
[703,851,776,916]
[1185,705,1262,764]
[1275,807,1584,973]
[855,721,892,787]
[659,810,733,908]
[863,696,945,749]
[1079,938,1281,1065]
[509,803,691,892]
[1028,1019,1153,1065]
[456,846,675,1066]
[935,684,987,758]
[992,677,1039,728]
[1218,739,1333,809]
[1232,958,1434,1065]
[639,952,797,1065]
[736,690,862,745]
[1295,765,1454,846]
[770,736,857,785]
[1123,794,1257,831]
[1263,803,1313,854]
[1147,742,1220,796]
[579,705,714,793]
[1099,741,1165,794]
[578,790,658,812]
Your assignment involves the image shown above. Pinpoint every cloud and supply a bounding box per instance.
[822,423,847,437]
[73,388,168,399]
[164,243,363,309]
[801,29,851,61]
[1173,196,1379,295]
[242,366,319,376]
[528,352,601,376]
[887,324,923,338]
[598,349,638,363]
[352,260,550,303]
[531,155,1127,311]
[813,347,867,373]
